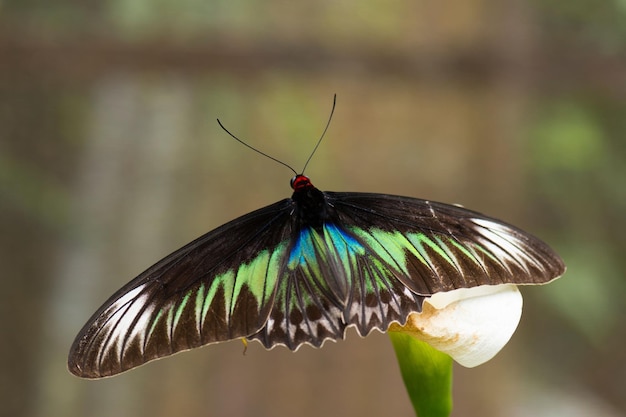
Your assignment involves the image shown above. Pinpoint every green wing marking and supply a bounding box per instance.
[249,224,424,350]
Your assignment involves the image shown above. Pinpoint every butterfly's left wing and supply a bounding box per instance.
[68,199,295,378]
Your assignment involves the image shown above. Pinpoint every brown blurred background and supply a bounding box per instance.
[1,1,625,416]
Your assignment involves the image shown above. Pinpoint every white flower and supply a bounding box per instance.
[391,284,523,367]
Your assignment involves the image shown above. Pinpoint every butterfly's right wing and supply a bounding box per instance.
[327,191,565,293]
[68,198,295,378]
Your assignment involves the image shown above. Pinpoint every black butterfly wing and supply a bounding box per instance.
[326,192,565,292]
[68,199,295,378]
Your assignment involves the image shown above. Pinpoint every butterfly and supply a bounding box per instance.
[68,100,565,379]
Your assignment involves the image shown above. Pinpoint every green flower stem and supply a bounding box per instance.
[389,332,453,417]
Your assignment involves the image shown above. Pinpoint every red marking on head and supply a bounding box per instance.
[290,174,314,191]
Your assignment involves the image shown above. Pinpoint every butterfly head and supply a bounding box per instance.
[290,174,314,191]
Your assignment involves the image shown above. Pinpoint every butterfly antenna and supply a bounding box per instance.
[217,119,298,176]
[301,94,336,174]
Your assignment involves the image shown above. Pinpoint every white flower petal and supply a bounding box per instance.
[399,284,523,367]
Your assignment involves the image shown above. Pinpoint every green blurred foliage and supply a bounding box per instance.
[531,102,605,172]
[534,0,626,49]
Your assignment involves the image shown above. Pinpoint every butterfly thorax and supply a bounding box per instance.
[290,176,337,230]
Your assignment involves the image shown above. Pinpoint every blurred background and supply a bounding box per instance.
[1,1,625,416]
